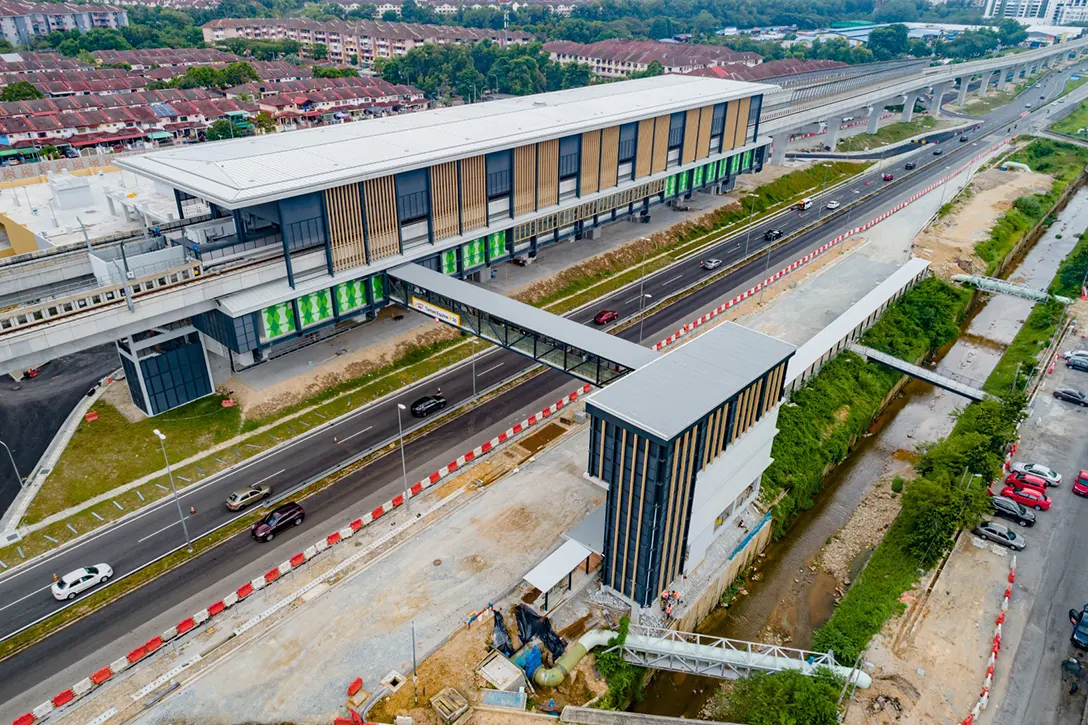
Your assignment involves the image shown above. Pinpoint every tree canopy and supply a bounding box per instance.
[0,80,44,102]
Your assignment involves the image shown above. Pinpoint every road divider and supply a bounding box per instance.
[960,555,1016,725]
[8,136,1012,725]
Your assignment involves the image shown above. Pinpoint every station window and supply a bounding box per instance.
[559,135,580,200]
[746,94,762,145]
[710,102,726,153]
[486,150,512,223]
[617,122,637,180]
[395,168,430,248]
[667,112,684,168]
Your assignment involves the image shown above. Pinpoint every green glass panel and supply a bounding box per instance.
[678,170,690,193]
[462,237,485,268]
[693,165,705,187]
[298,289,333,328]
[335,279,365,313]
[664,174,677,197]
[371,275,385,302]
[440,248,458,275]
[487,230,507,260]
[261,301,296,340]
[742,149,754,170]
[705,161,717,182]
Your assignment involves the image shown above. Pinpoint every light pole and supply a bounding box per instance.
[742,193,759,258]
[0,439,24,488]
[638,293,652,344]
[758,242,774,305]
[396,404,410,512]
[471,337,478,399]
[152,429,192,553]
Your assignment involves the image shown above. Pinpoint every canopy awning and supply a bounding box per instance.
[523,539,592,594]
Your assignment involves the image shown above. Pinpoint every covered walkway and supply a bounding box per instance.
[387,263,658,386]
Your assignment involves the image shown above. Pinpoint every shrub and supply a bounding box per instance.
[890,476,904,493]
[593,617,644,710]
[704,669,844,725]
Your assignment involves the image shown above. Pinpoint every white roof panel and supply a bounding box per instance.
[116,75,775,208]
[524,539,593,593]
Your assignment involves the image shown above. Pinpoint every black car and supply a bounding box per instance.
[1069,357,1088,373]
[933,148,944,156]
[251,502,304,542]
[764,229,784,241]
[1070,605,1088,650]
[959,135,969,142]
[410,394,447,418]
[1054,387,1088,406]
[990,495,1036,527]
[905,161,917,170]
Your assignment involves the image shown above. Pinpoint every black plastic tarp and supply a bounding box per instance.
[514,603,566,658]
[492,609,515,657]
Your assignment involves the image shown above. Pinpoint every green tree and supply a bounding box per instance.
[868,23,909,61]
[310,42,328,60]
[381,9,399,20]
[313,65,360,78]
[254,110,277,133]
[628,59,664,78]
[204,119,237,141]
[874,0,920,22]
[704,669,844,725]
[57,37,82,57]
[997,18,1027,47]
[0,80,44,101]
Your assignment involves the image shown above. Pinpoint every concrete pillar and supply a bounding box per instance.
[956,76,970,106]
[930,82,952,119]
[770,130,791,165]
[866,104,880,134]
[900,91,919,123]
[825,119,843,150]
[979,69,996,98]
[996,66,1009,91]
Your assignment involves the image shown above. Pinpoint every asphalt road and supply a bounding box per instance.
[0,63,1080,709]
[0,345,117,515]
[992,363,1088,725]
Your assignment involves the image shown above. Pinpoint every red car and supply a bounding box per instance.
[1005,471,1049,493]
[1073,470,1088,498]
[882,173,894,181]
[593,309,618,325]
[1001,485,1052,511]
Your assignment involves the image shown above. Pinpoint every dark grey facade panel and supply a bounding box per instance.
[279,192,327,252]
[120,354,148,416]
[193,309,260,353]
[139,332,212,415]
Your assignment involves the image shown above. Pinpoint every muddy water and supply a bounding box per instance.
[635,189,1088,719]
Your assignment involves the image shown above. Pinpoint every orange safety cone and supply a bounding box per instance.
[334,437,339,445]
[190,506,196,515]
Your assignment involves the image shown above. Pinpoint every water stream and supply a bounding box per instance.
[634,188,1088,719]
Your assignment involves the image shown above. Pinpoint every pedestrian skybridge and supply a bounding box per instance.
[387,264,658,387]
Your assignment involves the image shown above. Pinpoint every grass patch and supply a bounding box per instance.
[1052,98,1088,137]
[1058,73,1088,101]
[974,138,1088,274]
[593,616,645,710]
[762,277,970,536]
[962,68,1051,117]
[835,116,938,152]
[28,161,868,531]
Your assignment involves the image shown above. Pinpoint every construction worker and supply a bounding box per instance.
[665,603,673,620]
[672,590,681,605]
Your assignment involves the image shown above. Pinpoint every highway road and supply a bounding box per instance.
[0,61,1081,712]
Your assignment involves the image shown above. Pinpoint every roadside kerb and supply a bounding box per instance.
[960,555,1016,725]
[3,137,1012,725]
[650,137,1011,351]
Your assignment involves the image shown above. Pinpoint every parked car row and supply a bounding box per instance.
[977,454,1081,554]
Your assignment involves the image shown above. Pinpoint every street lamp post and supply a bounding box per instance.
[152,429,192,553]
[638,293,652,344]
[396,404,411,512]
[758,242,774,305]
[0,440,24,488]
[742,193,759,258]
[471,337,478,400]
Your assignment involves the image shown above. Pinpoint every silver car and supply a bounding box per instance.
[226,483,272,511]
[1010,462,1061,486]
[974,521,1026,550]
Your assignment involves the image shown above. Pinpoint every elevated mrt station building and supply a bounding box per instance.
[2,75,773,416]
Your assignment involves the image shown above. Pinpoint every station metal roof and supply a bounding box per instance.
[388,262,659,372]
[115,75,775,209]
[587,321,796,442]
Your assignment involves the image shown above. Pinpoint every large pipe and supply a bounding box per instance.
[531,629,873,689]
[533,629,615,687]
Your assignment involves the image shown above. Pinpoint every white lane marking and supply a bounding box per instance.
[339,427,372,443]
[661,274,684,286]
[478,362,504,376]
[137,519,182,544]
[624,296,642,304]
[0,583,51,613]
[251,469,284,487]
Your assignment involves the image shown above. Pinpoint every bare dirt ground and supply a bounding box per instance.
[100,376,145,423]
[844,535,1013,725]
[913,167,1053,279]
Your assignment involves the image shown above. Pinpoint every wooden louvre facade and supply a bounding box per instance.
[732,96,751,149]
[695,105,713,160]
[362,176,399,262]
[429,161,460,242]
[580,129,601,195]
[681,108,700,165]
[513,144,537,216]
[635,118,654,178]
[324,182,367,272]
[650,114,670,174]
[460,154,487,233]
[536,138,559,209]
[598,125,620,190]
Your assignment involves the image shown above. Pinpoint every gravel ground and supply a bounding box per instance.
[134,428,605,724]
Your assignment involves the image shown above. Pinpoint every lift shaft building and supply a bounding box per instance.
[585,322,795,607]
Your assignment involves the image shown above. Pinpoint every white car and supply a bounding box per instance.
[1010,462,1062,486]
[826,200,840,210]
[1063,349,1088,361]
[52,564,113,601]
